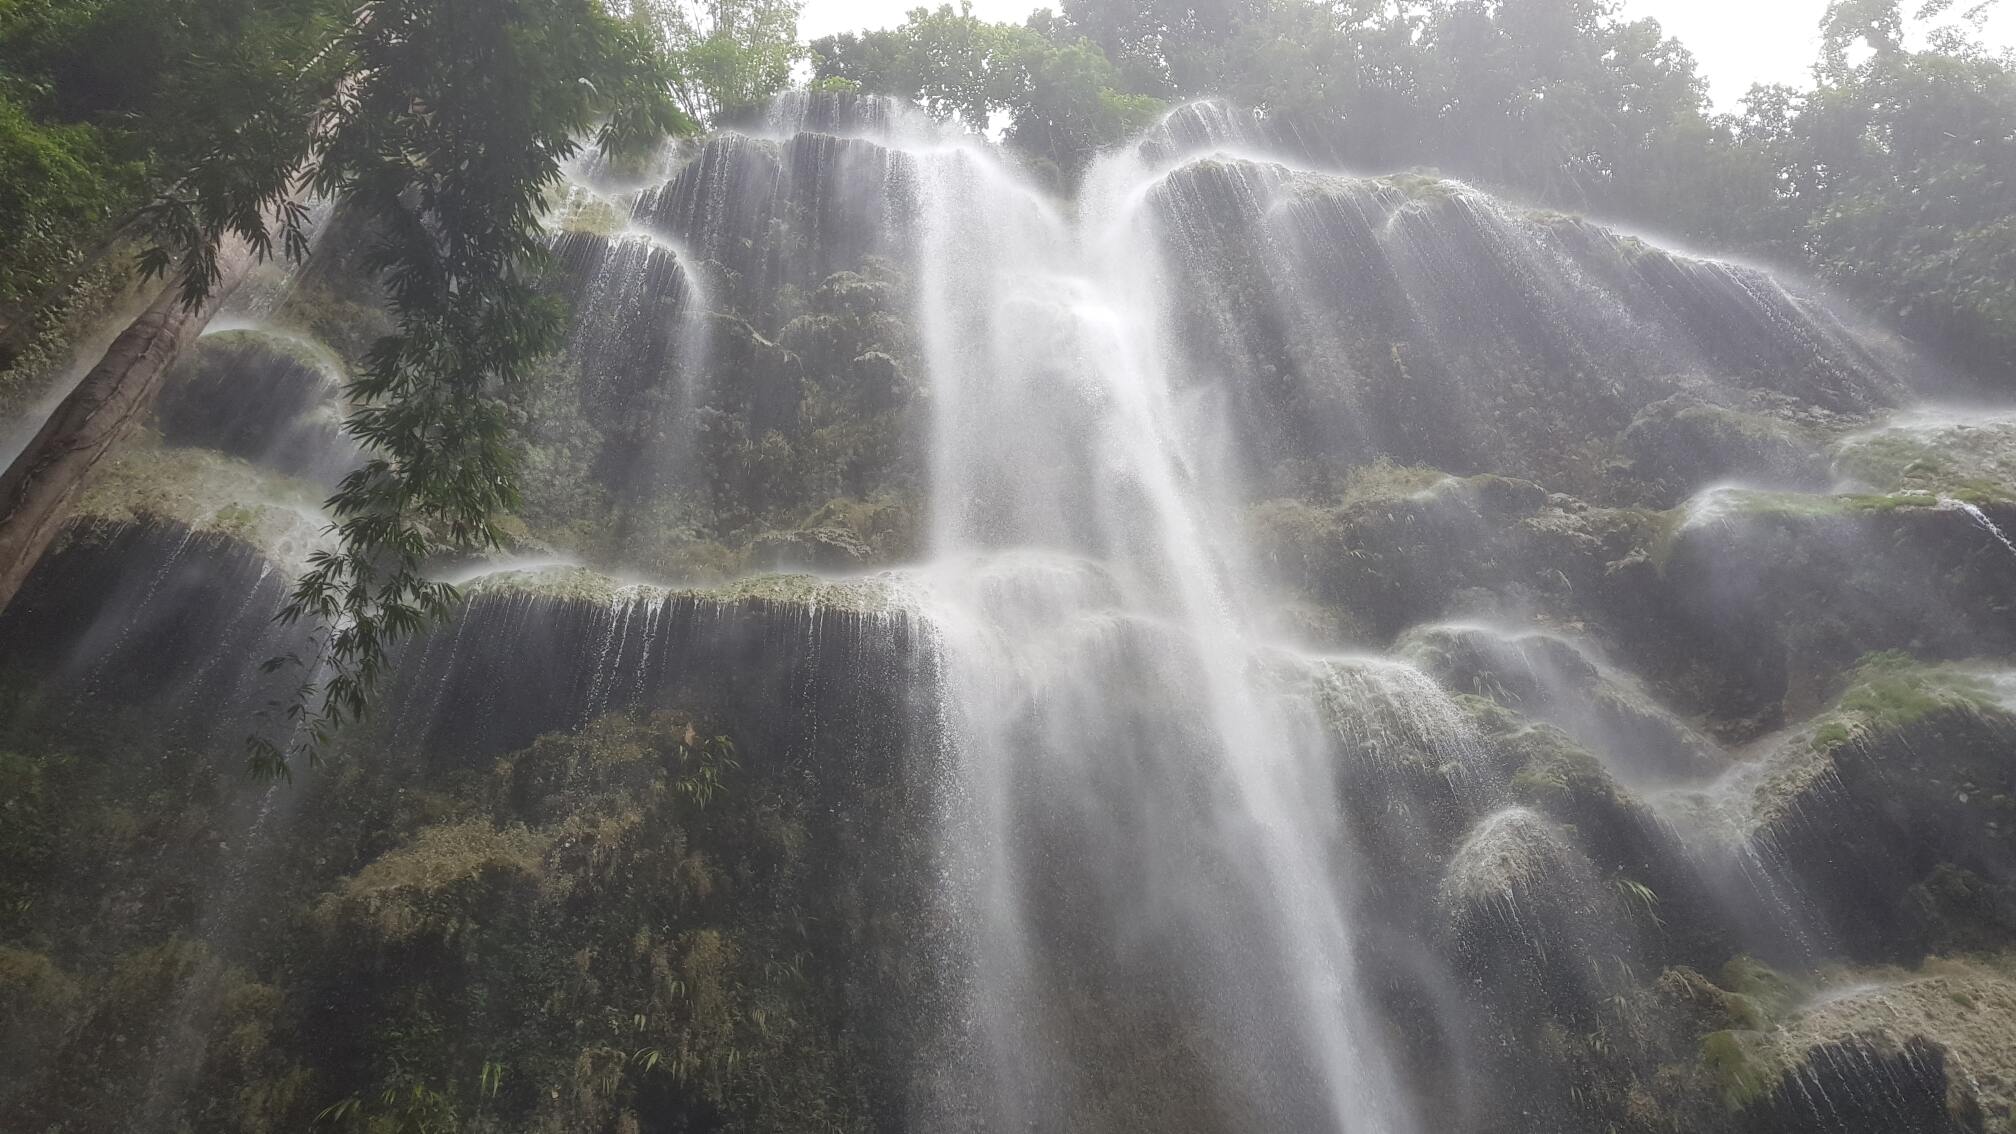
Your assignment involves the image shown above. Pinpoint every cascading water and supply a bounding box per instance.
[903,116,1419,1129]
[8,92,2016,1134]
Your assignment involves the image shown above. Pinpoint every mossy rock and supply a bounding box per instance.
[63,441,329,564]
[746,525,872,571]
[1380,170,1464,203]
[1646,954,2009,1128]
[704,569,912,613]
[459,562,667,606]
[1734,653,2005,806]
[1654,965,1769,1034]
[1673,654,2016,959]
[1623,394,1833,503]
[4,937,308,1132]
[1652,482,2016,731]
[458,562,912,616]
[1680,484,1946,524]
[1750,955,2016,1132]
[1818,651,2005,741]
[156,327,357,484]
[1699,1027,1787,1110]
[1468,697,1639,820]
[546,181,632,237]
[1833,411,2016,504]
[800,492,919,561]
[185,324,341,374]
[0,750,56,930]
[1439,806,1595,918]
[0,948,81,1083]
[287,708,905,1132]
[1245,470,1580,643]
[1693,654,2012,839]
[314,820,553,943]
[1403,623,1725,785]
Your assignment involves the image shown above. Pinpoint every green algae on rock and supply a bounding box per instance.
[63,442,330,564]
[1833,411,2016,504]
[458,561,913,616]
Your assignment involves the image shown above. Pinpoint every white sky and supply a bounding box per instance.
[796,0,2016,109]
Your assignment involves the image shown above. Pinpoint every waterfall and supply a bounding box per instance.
[899,118,1416,1129]
[1948,497,2016,561]
[8,92,2016,1134]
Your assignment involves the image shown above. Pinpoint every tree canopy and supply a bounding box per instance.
[810,4,1161,181]
[256,0,690,776]
[1,0,693,774]
[813,0,2016,376]
[633,0,807,124]
[0,0,349,350]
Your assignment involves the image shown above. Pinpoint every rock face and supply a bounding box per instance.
[1146,155,1904,502]
[386,564,931,763]
[153,329,358,486]
[1724,658,2016,960]
[1401,623,1725,784]
[2,93,2015,1133]
[1745,957,2016,1133]
[1832,410,2016,503]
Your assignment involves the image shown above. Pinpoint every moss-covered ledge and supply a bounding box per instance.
[1659,953,2016,1132]
[456,561,915,617]
[1833,410,2016,505]
[60,440,331,566]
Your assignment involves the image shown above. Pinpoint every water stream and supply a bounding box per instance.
[6,93,2016,1134]
[903,120,1415,1127]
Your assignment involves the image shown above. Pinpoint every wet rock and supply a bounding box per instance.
[1638,489,2016,731]
[154,329,358,485]
[1655,964,1770,1035]
[0,949,80,1089]
[1152,155,1901,495]
[1909,864,2016,955]
[1739,957,2016,1133]
[1402,623,1726,785]
[1666,656,2016,960]
[0,515,304,724]
[1249,470,1641,643]
[1833,410,2016,503]
[746,525,872,571]
[387,564,928,762]
[63,442,330,565]
[1441,807,1607,955]
[637,129,917,319]
[1622,393,1835,504]
[1434,805,1662,1131]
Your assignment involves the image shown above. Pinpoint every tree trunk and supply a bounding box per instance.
[0,239,254,614]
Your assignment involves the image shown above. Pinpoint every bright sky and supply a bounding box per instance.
[796,0,2016,109]
[1631,0,2016,106]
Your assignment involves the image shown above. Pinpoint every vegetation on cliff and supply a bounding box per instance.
[0,707,932,1131]
[3,0,2016,1130]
